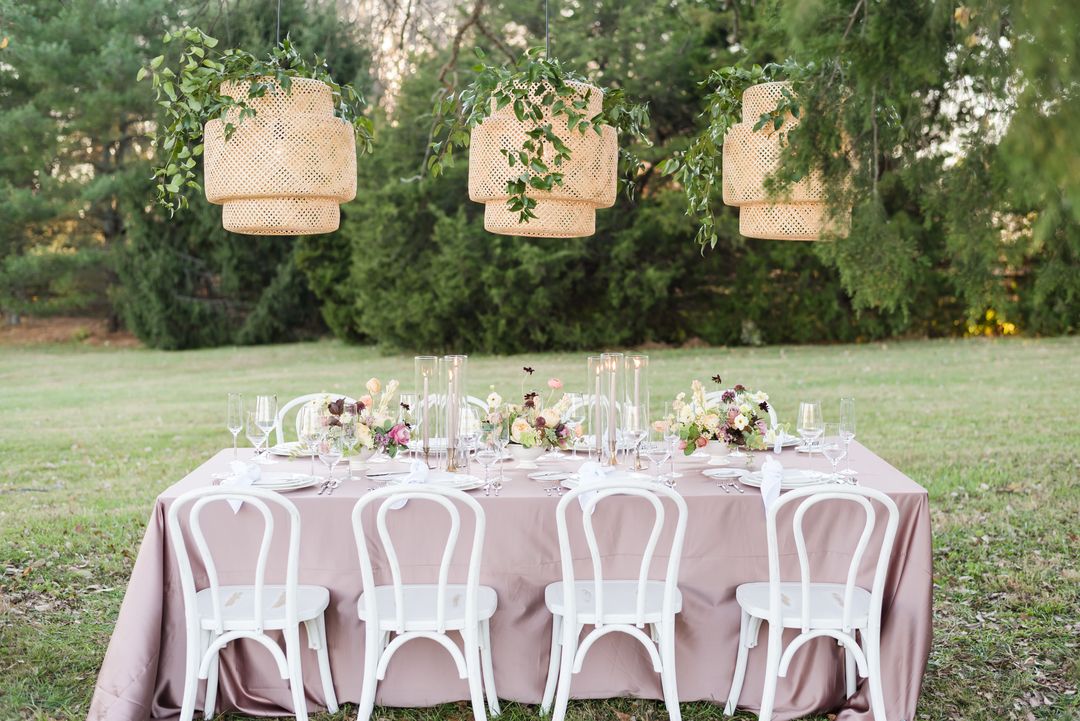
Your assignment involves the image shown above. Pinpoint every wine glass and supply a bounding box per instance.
[565,393,586,458]
[820,423,847,482]
[662,402,683,480]
[475,429,500,495]
[245,410,269,462]
[341,412,359,480]
[642,424,672,486]
[493,410,510,485]
[796,401,824,456]
[226,393,243,458]
[254,394,278,460]
[621,402,648,470]
[296,403,321,478]
[317,431,344,482]
[839,397,857,477]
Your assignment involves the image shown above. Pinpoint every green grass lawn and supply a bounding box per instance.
[1,337,1078,721]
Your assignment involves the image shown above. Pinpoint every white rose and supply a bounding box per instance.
[677,406,694,424]
[356,424,374,449]
[487,391,503,408]
[733,413,748,431]
[753,391,769,404]
[703,413,721,431]
[540,408,561,426]
[511,417,531,443]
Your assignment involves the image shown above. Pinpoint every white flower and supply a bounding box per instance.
[487,390,503,408]
[733,413,749,430]
[511,417,531,443]
[356,424,374,449]
[702,413,721,431]
[677,405,694,424]
[753,390,769,404]
[553,395,572,414]
[540,408,561,426]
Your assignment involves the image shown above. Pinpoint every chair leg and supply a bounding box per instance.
[357,624,381,721]
[864,625,888,721]
[725,610,751,716]
[540,615,563,715]
[758,623,783,721]
[310,615,339,714]
[284,626,309,721]
[203,648,220,718]
[658,618,681,721]
[479,619,501,716]
[844,635,857,699]
[551,622,579,721]
[179,626,201,721]
[464,628,488,721]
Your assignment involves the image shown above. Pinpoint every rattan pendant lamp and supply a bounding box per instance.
[467,1,618,238]
[202,2,357,235]
[722,81,845,241]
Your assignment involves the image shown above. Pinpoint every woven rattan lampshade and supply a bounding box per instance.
[722,81,846,241]
[203,78,356,236]
[468,80,617,238]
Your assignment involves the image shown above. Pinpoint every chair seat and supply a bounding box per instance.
[358,584,498,631]
[735,582,872,629]
[544,580,682,624]
[195,584,330,631]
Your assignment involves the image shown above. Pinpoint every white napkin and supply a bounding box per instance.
[221,460,259,513]
[759,454,783,511]
[388,460,429,510]
[576,461,608,512]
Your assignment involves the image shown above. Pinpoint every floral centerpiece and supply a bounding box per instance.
[318,378,411,459]
[501,368,575,451]
[669,376,775,455]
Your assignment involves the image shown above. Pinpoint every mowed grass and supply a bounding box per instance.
[1,337,1078,721]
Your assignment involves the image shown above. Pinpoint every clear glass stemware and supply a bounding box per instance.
[839,397,857,477]
[796,401,824,457]
[227,393,243,458]
[820,423,848,482]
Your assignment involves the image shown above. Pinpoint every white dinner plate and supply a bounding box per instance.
[252,473,321,492]
[560,470,652,489]
[741,469,830,489]
[703,467,747,480]
[382,471,486,492]
[529,471,572,482]
[269,442,313,458]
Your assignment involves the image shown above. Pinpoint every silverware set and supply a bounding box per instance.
[317,478,340,496]
[543,485,565,497]
[719,482,744,494]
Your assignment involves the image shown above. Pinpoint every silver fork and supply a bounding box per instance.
[727,482,744,494]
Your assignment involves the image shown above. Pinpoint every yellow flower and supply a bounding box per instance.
[365,377,382,395]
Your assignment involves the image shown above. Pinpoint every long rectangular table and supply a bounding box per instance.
[88,442,931,721]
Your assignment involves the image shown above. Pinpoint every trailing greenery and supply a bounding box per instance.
[427,47,650,222]
[140,26,375,213]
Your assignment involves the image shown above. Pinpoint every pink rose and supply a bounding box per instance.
[359,394,374,409]
[678,439,688,451]
[388,423,410,445]
[547,378,563,390]
[695,436,709,448]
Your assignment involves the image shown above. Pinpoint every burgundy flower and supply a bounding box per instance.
[711,374,723,385]
[327,398,345,416]
[328,416,342,427]
[759,401,769,412]
[400,401,411,412]
[535,415,547,429]
[721,390,736,403]
[355,401,366,414]
[734,384,746,392]
[523,366,535,375]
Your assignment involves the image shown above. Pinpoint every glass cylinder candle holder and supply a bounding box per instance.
[414,356,439,467]
[624,354,649,469]
[442,355,468,472]
[587,355,604,460]
[599,352,624,466]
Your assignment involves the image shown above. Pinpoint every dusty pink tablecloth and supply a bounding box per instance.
[88,442,931,721]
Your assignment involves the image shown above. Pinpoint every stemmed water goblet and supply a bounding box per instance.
[621,402,648,471]
[317,432,345,489]
[254,394,278,462]
[796,401,824,457]
[226,393,243,458]
[820,423,848,482]
[245,410,268,461]
[642,425,672,487]
[662,402,683,480]
[475,426,501,495]
[839,397,857,478]
[341,412,360,480]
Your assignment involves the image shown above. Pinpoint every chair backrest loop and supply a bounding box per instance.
[765,485,899,634]
[556,482,687,629]
[352,486,486,635]
[167,487,302,635]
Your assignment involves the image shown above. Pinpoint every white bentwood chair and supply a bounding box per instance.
[541,481,688,721]
[166,487,338,721]
[724,485,900,721]
[274,393,357,446]
[351,486,500,721]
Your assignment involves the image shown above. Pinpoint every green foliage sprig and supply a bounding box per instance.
[659,60,811,249]
[427,47,651,223]
[139,26,375,214]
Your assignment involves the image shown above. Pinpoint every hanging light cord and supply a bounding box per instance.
[545,0,551,57]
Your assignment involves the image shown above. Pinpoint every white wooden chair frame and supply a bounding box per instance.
[166,487,338,721]
[542,481,688,721]
[704,390,779,429]
[351,486,499,721]
[274,393,357,446]
[724,484,899,720]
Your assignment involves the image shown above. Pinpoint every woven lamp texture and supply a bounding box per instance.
[203,78,357,236]
[722,81,846,241]
[468,80,618,238]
